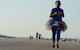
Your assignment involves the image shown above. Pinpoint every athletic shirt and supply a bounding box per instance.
[51,8,64,22]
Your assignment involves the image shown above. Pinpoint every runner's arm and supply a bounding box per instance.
[61,9,65,18]
[61,14,64,18]
[50,12,57,17]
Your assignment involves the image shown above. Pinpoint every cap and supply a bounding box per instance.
[55,0,61,5]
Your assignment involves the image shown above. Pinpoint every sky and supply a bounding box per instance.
[0,0,80,39]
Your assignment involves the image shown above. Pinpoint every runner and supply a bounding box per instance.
[50,0,64,48]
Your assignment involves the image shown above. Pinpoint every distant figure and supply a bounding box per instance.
[29,35,33,39]
[49,0,65,48]
[30,35,32,39]
[39,34,41,39]
[36,32,39,40]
